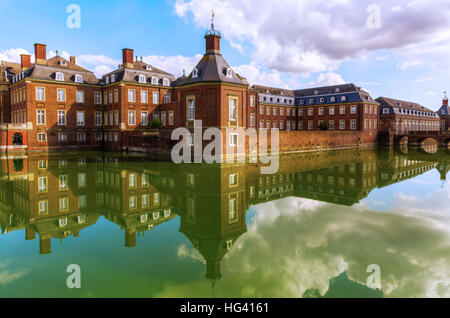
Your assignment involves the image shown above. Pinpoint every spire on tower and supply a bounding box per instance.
[211,10,215,30]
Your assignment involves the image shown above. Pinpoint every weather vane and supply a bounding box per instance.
[211,10,215,30]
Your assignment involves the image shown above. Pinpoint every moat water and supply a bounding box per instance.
[0,146,449,298]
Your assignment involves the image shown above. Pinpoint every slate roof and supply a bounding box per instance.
[6,56,100,85]
[102,60,175,86]
[175,53,247,86]
[437,101,450,116]
[376,97,435,113]
[252,85,295,97]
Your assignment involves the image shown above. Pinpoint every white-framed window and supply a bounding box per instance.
[77,111,85,126]
[109,90,113,104]
[329,106,335,115]
[250,95,255,107]
[37,133,46,142]
[78,173,86,187]
[95,112,102,126]
[95,132,103,141]
[57,88,66,102]
[340,106,345,115]
[188,98,195,121]
[161,111,166,126]
[128,110,136,125]
[250,113,255,127]
[329,120,335,130]
[58,110,66,126]
[36,109,45,125]
[58,132,68,142]
[229,198,237,222]
[56,72,64,81]
[75,74,83,83]
[341,96,347,101]
[129,174,136,189]
[318,107,324,116]
[340,119,345,130]
[226,68,232,77]
[94,92,102,104]
[351,119,356,130]
[273,107,277,116]
[142,194,149,208]
[128,89,136,103]
[105,76,110,84]
[151,77,158,85]
[351,105,357,114]
[163,78,170,86]
[111,74,116,82]
[59,198,69,212]
[114,89,119,103]
[298,108,303,116]
[308,108,313,116]
[59,175,68,190]
[260,106,263,115]
[169,111,174,125]
[164,92,171,103]
[109,111,113,126]
[154,193,160,205]
[38,176,47,192]
[77,132,86,141]
[260,120,264,129]
[38,200,48,214]
[308,120,313,130]
[152,92,159,104]
[76,90,84,103]
[229,97,237,121]
[192,68,198,78]
[229,174,238,186]
[141,111,148,126]
[383,108,389,114]
[36,87,45,101]
[229,134,238,147]
[139,74,146,83]
[114,110,119,125]
[129,196,137,209]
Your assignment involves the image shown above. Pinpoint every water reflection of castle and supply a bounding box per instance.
[0,148,448,280]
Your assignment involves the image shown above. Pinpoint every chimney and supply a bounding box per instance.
[20,54,31,71]
[70,56,76,64]
[34,43,47,65]
[122,48,134,69]
[39,236,51,254]
[124,229,136,247]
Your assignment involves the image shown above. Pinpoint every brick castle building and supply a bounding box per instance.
[0,21,444,154]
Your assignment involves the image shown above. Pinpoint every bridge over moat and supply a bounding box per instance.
[379,131,450,148]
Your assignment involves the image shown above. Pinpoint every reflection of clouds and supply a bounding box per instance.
[177,244,205,264]
[0,262,29,285]
[221,192,450,298]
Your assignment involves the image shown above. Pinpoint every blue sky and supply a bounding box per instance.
[1,0,450,110]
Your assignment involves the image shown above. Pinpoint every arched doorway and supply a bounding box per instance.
[12,133,23,146]
[13,159,23,172]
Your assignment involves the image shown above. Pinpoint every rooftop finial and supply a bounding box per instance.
[211,9,215,30]
[444,91,448,100]
[183,69,185,76]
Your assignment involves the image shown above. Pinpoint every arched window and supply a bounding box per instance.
[146,65,152,71]
[192,68,198,78]
[56,72,64,81]
[139,74,146,83]
[163,78,170,86]
[226,68,232,78]
[151,77,158,85]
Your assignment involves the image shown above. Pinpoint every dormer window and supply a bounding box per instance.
[151,76,158,85]
[111,74,116,82]
[146,65,152,71]
[60,60,67,66]
[341,96,347,101]
[139,74,146,83]
[320,98,325,103]
[310,99,314,104]
[56,72,64,81]
[335,88,340,93]
[192,68,198,78]
[105,76,110,84]
[314,90,318,95]
[300,99,304,105]
[163,78,170,86]
[226,68,232,77]
[75,74,83,83]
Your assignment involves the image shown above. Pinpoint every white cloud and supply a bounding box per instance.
[174,0,450,76]
[307,72,346,87]
[142,54,202,78]
[0,48,32,63]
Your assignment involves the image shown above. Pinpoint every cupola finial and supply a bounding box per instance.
[211,10,215,30]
